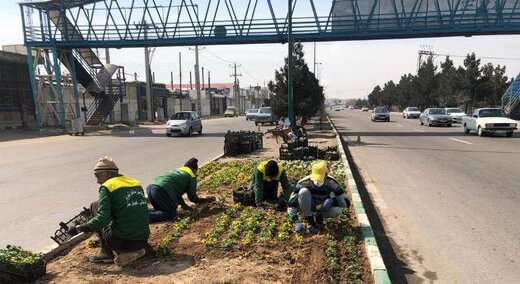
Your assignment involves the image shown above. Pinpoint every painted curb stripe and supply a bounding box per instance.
[328,117,392,284]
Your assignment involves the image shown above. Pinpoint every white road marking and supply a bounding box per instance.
[449,138,473,145]
[396,124,404,127]
[414,129,426,132]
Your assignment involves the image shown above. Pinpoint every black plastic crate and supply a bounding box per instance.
[51,207,92,246]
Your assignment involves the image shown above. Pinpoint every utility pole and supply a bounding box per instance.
[313,42,316,75]
[201,66,205,90]
[287,0,295,127]
[208,70,211,89]
[135,20,154,121]
[230,63,242,112]
[194,46,202,115]
[208,70,212,115]
[190,71,193,89]
[178,52,182,111]
[170,71,174,90]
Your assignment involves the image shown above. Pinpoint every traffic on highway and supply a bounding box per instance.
[341,105,518,138]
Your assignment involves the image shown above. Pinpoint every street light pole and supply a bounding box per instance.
[194,46,202,115]
[287,0,295,127]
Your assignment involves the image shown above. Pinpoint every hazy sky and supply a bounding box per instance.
[3,1,520,99]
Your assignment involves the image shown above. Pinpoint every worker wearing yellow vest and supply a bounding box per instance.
[249,160,291,208]
[146,158,215,223]
[68,156,150,267]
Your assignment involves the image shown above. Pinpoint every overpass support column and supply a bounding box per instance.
[68,49,81,119]
[288,0,295,127]
[52,47,65,128]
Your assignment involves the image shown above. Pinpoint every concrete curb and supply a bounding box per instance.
[328,117,391,284]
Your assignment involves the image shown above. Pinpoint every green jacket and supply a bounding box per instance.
[86,175,150,241]
[253,161,291,203]
[152,166,201,203]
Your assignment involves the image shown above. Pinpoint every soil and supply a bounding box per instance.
[36,202,332,284]
[36,118,372,284]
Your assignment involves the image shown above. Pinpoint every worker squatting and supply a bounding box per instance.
[68,156,349,266]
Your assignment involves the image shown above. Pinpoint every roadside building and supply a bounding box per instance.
[0,50,35,129]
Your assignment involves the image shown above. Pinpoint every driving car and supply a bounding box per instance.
[254,106,277,125]
[245,108,258,121]
[445,107,466,124]
[371,106,390,122]
[361,107,369,112]
[419,108,452,127]
[224,106,238,117]
[462,108,517,137]
[403,107,421,119]
[166,111,202,137]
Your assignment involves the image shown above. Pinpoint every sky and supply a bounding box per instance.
[3,0,520,100]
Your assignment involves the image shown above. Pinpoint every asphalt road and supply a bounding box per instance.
[331,110,520,284]
[0,117,257,251]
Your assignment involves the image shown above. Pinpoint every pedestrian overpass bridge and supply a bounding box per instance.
[20,0,520,48]
[19,0,520,128]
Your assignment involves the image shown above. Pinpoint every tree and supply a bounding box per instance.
[269,43,324,122]
[436,57,459,107]
[415,57,438,109]
[461,53,481,112]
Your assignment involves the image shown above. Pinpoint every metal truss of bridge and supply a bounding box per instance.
[19,0,520,128]
[503,74,520,120]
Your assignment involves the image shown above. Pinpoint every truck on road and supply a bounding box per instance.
[462,108,517,137]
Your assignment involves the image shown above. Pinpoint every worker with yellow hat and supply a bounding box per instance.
[287,160,349,234]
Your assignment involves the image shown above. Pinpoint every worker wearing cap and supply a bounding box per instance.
[68,156,150,266]
[288,160,348,234]
[249,160,291,208]
[147,158,215,223]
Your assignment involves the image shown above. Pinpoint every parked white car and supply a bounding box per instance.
[403,107,421,119]
[166,111,202,137]
[462,108,517,137]
[445,107,466,124]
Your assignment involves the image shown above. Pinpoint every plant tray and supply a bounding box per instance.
[232,187,256,206]
[50,207,93,246]
[0,257,46,283]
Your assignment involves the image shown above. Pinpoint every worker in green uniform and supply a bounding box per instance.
[249,160,291,208]
[68,156,150,266]
[147,158,215,223]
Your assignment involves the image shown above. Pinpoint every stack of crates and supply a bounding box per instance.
[224,131,264,156]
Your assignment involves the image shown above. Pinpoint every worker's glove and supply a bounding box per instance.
[200,196,216,203]
[67,224,89,236]
[321,198,334,212]
[181,204,193,212]
[276,199,287,211]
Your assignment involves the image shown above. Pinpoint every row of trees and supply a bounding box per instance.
[367,53,512,112]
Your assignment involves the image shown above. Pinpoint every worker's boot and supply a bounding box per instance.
[89,247,114,264]
[89,234,114,264]
[305,216,320,235]
[114,248,146,267]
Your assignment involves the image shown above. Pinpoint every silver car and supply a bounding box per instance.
[245,109,258,121]
[420,108,452,127]
[445,107,466,124]
[166,111,202,137]
[371,107,390,122]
